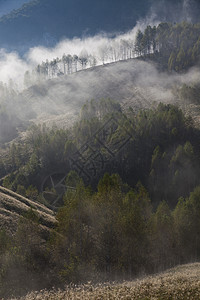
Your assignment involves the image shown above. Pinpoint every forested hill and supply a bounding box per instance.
[0,0,150,51]
[29,22,200,87]
[135,22,200,72]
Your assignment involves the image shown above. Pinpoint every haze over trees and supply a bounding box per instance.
[1,98,200,297]
[1,15,200,299]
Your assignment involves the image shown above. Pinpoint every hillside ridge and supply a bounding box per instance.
[0,185,56,234]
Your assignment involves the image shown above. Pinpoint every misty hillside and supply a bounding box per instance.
[17,59,177,127]
[2,0,200,297]
[2,15,200,298]
[13,21,200,131]
[2,20,200,148]
[15,57,200,131]
[0,0,150,52]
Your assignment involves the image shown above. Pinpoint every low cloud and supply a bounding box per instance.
[0,0,198,90]
[0,49,30,89]
[26,30,138,64]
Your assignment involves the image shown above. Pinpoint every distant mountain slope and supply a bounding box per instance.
[3,57,200,146]
[0,0,151,52]
[0,58,181,147]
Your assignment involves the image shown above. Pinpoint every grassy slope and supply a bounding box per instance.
[14,263,200,299]
[0,186,56,234]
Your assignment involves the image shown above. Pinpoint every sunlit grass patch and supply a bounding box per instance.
[11,263,200,299]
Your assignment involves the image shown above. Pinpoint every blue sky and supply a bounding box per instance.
[0,0,30,17]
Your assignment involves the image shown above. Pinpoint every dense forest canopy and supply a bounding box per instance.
[1,98,200,211]
[135,22,200,71]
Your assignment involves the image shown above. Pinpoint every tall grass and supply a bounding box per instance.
[11,263,200,299]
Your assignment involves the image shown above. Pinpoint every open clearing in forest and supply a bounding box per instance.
[12,263,200,299]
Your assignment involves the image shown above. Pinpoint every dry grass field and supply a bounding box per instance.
[0,186,56,234]
[9,263,200,300]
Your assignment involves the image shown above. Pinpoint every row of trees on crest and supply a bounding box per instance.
[24,22,200,88]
